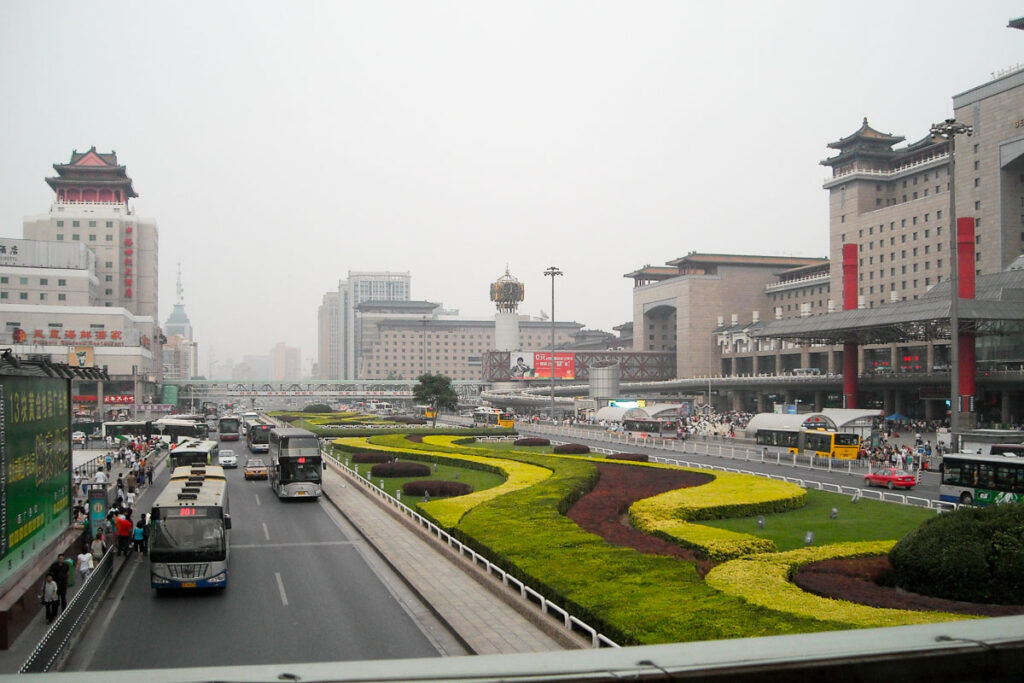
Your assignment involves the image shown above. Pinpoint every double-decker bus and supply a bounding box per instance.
[247,422,272,453]
[939,452,1024,507]
[268,427,322,499]
[471,407,514,428]
[622,417,680,439]
[168,439,220,470]
[218,416,241,441]
[149,464,231,591]
[755,427,860,460]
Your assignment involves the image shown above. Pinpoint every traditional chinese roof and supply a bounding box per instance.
[821,118,905,168]
[826,118,904,150]
[622,265,679,281]
[46,147,138,198]
[665,253,827,270]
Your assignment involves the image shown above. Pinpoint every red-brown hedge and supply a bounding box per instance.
[607,452,648,462]
[351,452,395,464]
[514,437,550,447]
[402,480,473,498]
[552,443,590,454]
[370,461,431,477]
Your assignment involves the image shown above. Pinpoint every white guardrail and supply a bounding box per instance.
[523,424,957,512]
[320,443,620,649]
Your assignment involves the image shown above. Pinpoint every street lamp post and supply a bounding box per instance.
[929,118,973,448]
[544,267,563,420]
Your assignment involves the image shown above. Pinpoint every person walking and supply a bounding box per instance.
[77,545,94,581]
[132,518,146,558]
[41,573,59,624]
[115,514,133,557]
[90,532,106,564]
[48,553,70,613]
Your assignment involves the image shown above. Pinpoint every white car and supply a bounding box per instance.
[218,450,238,468]
[72,431,86,446]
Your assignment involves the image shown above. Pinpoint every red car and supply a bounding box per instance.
[864,467,917,490]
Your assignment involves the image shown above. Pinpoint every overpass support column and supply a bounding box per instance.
[1002,391,1015,427]
[757,392,769,413]
[814,390,825,411]
[841,244,859,408]
[924,399,938,421]
[732,391,745,412]
[883,390,893,415]
[894,390,906,417]
[783,390,793,405]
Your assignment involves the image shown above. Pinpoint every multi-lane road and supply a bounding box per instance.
[65,441,462,672]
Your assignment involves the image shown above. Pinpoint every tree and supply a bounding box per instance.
[412,373,458,427]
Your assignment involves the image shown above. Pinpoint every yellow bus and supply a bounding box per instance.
[755,427,860,460]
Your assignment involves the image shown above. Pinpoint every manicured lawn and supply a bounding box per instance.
[697,489,936,551]
[348,457,506,507]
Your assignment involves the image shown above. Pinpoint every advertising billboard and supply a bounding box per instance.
[0,376,71,565]
[509,351,575,380]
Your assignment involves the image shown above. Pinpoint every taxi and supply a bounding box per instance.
[244,458,268,480]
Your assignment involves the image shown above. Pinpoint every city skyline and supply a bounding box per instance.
[1,2,1022,375]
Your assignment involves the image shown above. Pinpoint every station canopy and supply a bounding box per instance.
[594,406,628,423]
[744,412,837,438]
[622,403,685,420]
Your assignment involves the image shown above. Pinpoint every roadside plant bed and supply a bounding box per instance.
[351,452,395,464]
[370,461,431,477]
[607,453,648,462]
[403,480,473,498]
[567,462,716,574]
[794,556,1024,617]
[552,443,590,454]
[406,434,424,443]
[514,437,550,447]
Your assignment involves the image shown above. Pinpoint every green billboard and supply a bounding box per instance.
[0,375,71,565]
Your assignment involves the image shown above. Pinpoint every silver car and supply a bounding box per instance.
[218,450,238,468]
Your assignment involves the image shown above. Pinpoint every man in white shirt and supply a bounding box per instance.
[94,470,108,485]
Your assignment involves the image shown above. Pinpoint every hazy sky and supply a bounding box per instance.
[1,2,1021,375]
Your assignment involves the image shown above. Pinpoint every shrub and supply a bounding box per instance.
[370,461,431,477]
[514,437,550,447]
[403,480,473,498]
[392,416,427,425]
[351,452,395,464]
[302,403,333,413]
[553,443,590,455]
[889,501,1024,604]
[608,453,648,462]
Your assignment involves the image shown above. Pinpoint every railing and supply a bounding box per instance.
[321,446,619,648]
[764,273,830,293]
[20,546,117,673]
[823,153,949,185]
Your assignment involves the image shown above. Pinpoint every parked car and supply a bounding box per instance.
[244,458,268,480]
[218,450,238,468]
[71,431,86,446]
[863,467,916,490]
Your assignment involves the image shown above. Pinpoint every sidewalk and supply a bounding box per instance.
[321,461,586,655]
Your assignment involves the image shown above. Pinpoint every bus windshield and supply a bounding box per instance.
[280,456,322,484]
[835,433,860,446]
[219,417,239,432]
[150,518,226,562]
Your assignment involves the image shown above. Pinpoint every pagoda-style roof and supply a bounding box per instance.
[46,146,137,198]
[903,132,947,154]
[821,118,906,168]
[622,265,679,281]
[826,118,905,151]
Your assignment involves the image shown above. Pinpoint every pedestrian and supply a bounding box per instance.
[125,489,136,509]
[48,553,70,612]
[133,518,146,557]
[115,514,132,557]
[137,468,146,488]
[90,532,106,563]
[41,573,59,624]
[77,545,94,581]
[146,465,154,484]
[126,471,137,493]
[105,453,112,472]
[94,469,107,486]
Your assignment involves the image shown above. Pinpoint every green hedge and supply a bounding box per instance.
[889,501,1024,604]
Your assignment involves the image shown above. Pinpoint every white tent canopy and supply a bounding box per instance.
[594,406,629,423]
[744,412,838,438]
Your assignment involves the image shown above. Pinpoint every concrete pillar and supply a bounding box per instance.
[783,390,793,404]
[814,390,825,412]
[732,391,744,412]
[926,344,935,374]
[757,393,768,413]
[1001,390,1014,427]
[774,352,782,376]
[924,399,938,421]
[894,390,905,417]
[883,390,893,415]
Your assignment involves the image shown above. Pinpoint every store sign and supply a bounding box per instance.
[71,395,134,404]
[123,226,133,299]
[28,329,124,346]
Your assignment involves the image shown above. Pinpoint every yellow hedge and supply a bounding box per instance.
[705,541,972,627]
[332,436,550,528]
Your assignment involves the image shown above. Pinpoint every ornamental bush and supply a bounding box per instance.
[351,452,395,464]
[514,437,550,447]
[553,443,590,455]
[889,501,1024,604]
[403,480,473,498]
[608,453,648,462]
[370,461,431,477]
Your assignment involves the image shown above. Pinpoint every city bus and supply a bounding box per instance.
[247,422,272,453]
[755,427,860,460]
[939,452,1024,507]
[414,405,438,420]
[268,427,322,499]
[471,407,515,428]
[168,439,220,470]
[102,420,150,440]
[154,417,209,443]
[218,416,241,441]
[622,417,680,439]
[149,464,230,591]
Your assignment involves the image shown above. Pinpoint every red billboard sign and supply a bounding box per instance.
[510,351,575,380]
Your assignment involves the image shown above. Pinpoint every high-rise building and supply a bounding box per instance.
[163,264,198,380]
[316,271,411,379]
[23,147,158,318]
[270,342,301,380]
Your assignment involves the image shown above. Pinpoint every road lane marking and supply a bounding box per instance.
[262,522,270,541]
[254,493,261,506]
[233,541,355,549]
[275,572,289,606]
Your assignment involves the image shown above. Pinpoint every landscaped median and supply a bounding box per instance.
[629,470,806,560]
[331,434,550,527]
[704,541,973,628]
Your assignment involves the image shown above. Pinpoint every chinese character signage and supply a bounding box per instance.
[509,351,575,380]
[0,376,71,563]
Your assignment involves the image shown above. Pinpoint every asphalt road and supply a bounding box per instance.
[68,440,447,672]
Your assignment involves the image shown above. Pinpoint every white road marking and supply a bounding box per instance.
[262,522,270,541]
[275,571,289,606]
[254,493,261,506]
[233,541,354,549]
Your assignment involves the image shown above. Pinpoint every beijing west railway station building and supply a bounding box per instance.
[622,66,1024,427]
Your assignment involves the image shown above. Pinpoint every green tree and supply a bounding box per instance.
[412,373,458,426]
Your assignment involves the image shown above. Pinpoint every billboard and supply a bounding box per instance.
[509,351,575,380]
[0,376,71,565]
[68,346,94,367]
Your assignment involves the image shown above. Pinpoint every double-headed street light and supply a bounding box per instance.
[929,118,973,446]
[544,266,563,420]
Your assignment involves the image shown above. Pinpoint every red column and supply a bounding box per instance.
[957,217,976,413]
[842,243,859,408]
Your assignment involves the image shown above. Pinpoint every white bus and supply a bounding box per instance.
[168,438,220,470]
[149,464,231,591]
[268,427,322,499]
[939,452,1024,507]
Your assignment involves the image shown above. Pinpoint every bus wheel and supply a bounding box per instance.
[959,492,974,506]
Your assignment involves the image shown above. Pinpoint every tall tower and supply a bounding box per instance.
[490,267,524,352]
[163,262,198,380]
